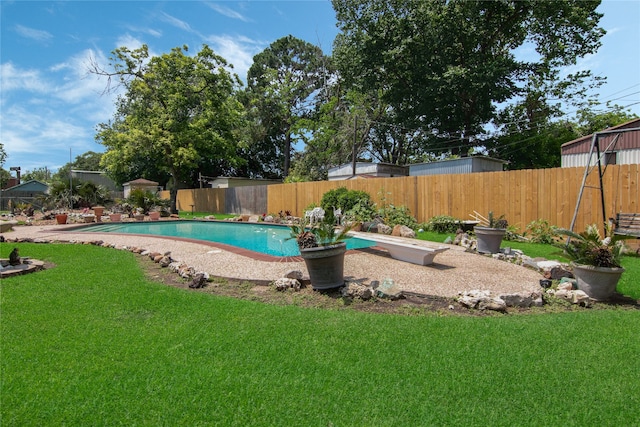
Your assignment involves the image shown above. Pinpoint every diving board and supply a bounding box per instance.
[349,231,449,266]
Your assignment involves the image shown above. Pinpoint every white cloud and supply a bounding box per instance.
[125,25,162,38]
[160,11,194,33]
[205,35,266,81]
[0,62,50,93]
[115,34,146,51]
[1,104,96,172]
[205,2,250,22]
[14,24,53,42]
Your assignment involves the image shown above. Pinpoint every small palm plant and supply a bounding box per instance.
[555,223,628,268]
[289,216,352,249]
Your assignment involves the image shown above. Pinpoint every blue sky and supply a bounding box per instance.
[1,0,639,175]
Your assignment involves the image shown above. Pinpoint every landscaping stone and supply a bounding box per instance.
[284,270,304,281]
[391,225,416,238]
[341,281,373,300]
[273,278,301,291]
[546,266,573,280]
[189,273,208,289]
[377,224,392,235]
[457,290,506,312]
[376,278,403,300]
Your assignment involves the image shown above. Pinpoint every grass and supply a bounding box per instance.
[178,211,236,220]
[2,243,640,426]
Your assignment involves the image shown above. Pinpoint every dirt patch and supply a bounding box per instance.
[138,255,639,316]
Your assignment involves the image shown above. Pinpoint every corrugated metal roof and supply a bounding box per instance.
[409,156,506,176]
[561,118,640,155]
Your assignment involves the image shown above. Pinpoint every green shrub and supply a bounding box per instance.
[321,187,374,223]
[378,204,418,229]
[523,219,558,244]
[424,215,461,233]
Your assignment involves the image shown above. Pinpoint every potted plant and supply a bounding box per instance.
[473,211,508,254]
[289,216,352,290]
[555,223,629,300]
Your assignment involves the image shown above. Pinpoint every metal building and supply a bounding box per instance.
[408,156,507,176]
[328,162,409,181]
[561,118,640,168]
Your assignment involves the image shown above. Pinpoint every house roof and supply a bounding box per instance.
[124,178,159,185]
[561,118,640,149]
[1,179,49,192]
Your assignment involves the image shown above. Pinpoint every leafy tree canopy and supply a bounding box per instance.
[332,0,605,156]
[244,35,330,178]
[93,44,246,212]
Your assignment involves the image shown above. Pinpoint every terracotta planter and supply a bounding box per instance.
[149,211,160,221]
[572,264,625,301]
[83,215,96,223]
[474,226,506,254]
[299,242,347,290]
[109,213,122,222]
[93,206,104,222]
[55,214,68,225]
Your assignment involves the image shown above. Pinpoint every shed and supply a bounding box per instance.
[328,162,408,181]
[561,118,640,168]
[409,156,507,176]
[207,177,282,189]
[0,180,49,210]
[123,178,161,198]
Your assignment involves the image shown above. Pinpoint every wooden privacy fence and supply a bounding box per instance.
[160,185,268,215]
[164,164,639,232]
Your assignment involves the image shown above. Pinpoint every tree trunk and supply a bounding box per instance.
[170,172,179,214]
[284,131,291,178]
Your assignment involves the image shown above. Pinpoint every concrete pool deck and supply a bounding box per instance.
[3,223,544,298]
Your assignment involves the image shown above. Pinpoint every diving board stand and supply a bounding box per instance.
[349,231,449,266]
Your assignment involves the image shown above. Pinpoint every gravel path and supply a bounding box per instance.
[4,222,543,297]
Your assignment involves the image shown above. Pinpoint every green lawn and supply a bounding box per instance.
[2,243,639,426]
[178,211,237,220]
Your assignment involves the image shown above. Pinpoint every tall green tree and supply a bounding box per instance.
[93,45,246,213]
[245,35,329,178]
[22,167,53,183]
[332,0,605,156]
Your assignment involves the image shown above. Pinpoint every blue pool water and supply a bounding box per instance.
[72,220,374,257]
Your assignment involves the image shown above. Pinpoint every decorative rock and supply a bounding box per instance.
[341,282,373,300]
[153,255,164,263]
[273,278,301,291]
[499,292,533,308]
[391,225,416,238]
[376,278,403,300]
[178,265,195,279]
[537,260,563,272]
[168,262,182,272]
[9,248,21,266]
[377,223,392,235]
[557,282,574,291]
[458,290,506,312]
[263,215,275,223]
[570,290,591,307]
[546,266,573,280]
[284,270,304,281]
[148,252,161,260]
[189,273,208,289]
[159,256,172,267]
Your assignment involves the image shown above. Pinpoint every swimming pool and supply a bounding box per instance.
[71,220,374,257]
